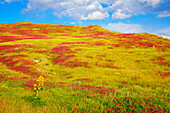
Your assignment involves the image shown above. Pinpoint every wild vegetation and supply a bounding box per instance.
[0,22,169,113]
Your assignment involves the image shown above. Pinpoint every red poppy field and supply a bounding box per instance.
[0,22,169,113]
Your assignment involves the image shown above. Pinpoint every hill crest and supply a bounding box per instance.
[0,22,169,113]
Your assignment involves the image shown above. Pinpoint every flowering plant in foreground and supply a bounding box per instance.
[33,76,44,99]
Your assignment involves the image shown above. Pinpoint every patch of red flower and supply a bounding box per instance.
[97,54,106,57]
[66,76,73,79]
[1,76,115,95]
[73,78,93,82]
[158,71,170,77]
[136,60,141,62]
[9,61,34,74]
[0,36,23,42]
[0,27,52,42]
[0,44,33,54]
[0,54,29,65]
[107,47,113,49]
[64,59,89,68]
[150,56,170,66]
[51,46,84,66]
[62,73,71,76]
[73,36,89,38]
[51,46,80,65]
[22,79,37,89]
[94,41,106,46]
[102,82,109,86]
[51,46,76,54]
[0,53,42,76]
[96,62,121,69]
[61,42,89,45]
[11,30,52,40]
[111,44,120,47]
[106,59,115,62]
[86,56,93,58]
[54,82,116,95]
[107,33,170,49]
[52,55,76,64]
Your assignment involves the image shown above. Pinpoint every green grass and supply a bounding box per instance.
[0,22,169,113]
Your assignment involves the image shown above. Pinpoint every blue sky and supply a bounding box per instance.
[0,0,170,38]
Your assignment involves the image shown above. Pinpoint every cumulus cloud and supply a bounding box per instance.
[157,13,170,18]
[82,11,109,20]
[5,0,21,2]
[104,23,144,33]
[70,22,76,24]
[155,28,170,39]
[22,0,107,20]
[112,9,132,19]
[109,0,166,19]
[5,0,170,20]
[139,0,162,6]
[155,5,170,18]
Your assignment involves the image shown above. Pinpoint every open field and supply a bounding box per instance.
[0,22,169,113]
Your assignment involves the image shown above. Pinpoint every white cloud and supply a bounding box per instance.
[157,11,170,18]
[109,0,166,19]
[112,9,132,19]
[22,0,108,20]
[156,28,170,35]
[155,28,170,39]
[5,0,21,2]
[70,22,76,24]
[97,0,115,5]
[86,1,103,10]
[104,23,144,33]
[82,11,109,20]
[139,0,162,6]
[5,0,169,20]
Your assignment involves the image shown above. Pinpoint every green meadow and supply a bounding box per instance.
[0,22,169,113]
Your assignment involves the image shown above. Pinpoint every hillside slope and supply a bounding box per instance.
[0,22,169,113]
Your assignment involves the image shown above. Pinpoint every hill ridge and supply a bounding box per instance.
[0,22,169,113]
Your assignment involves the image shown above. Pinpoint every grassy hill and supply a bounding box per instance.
[0,22,169,113]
